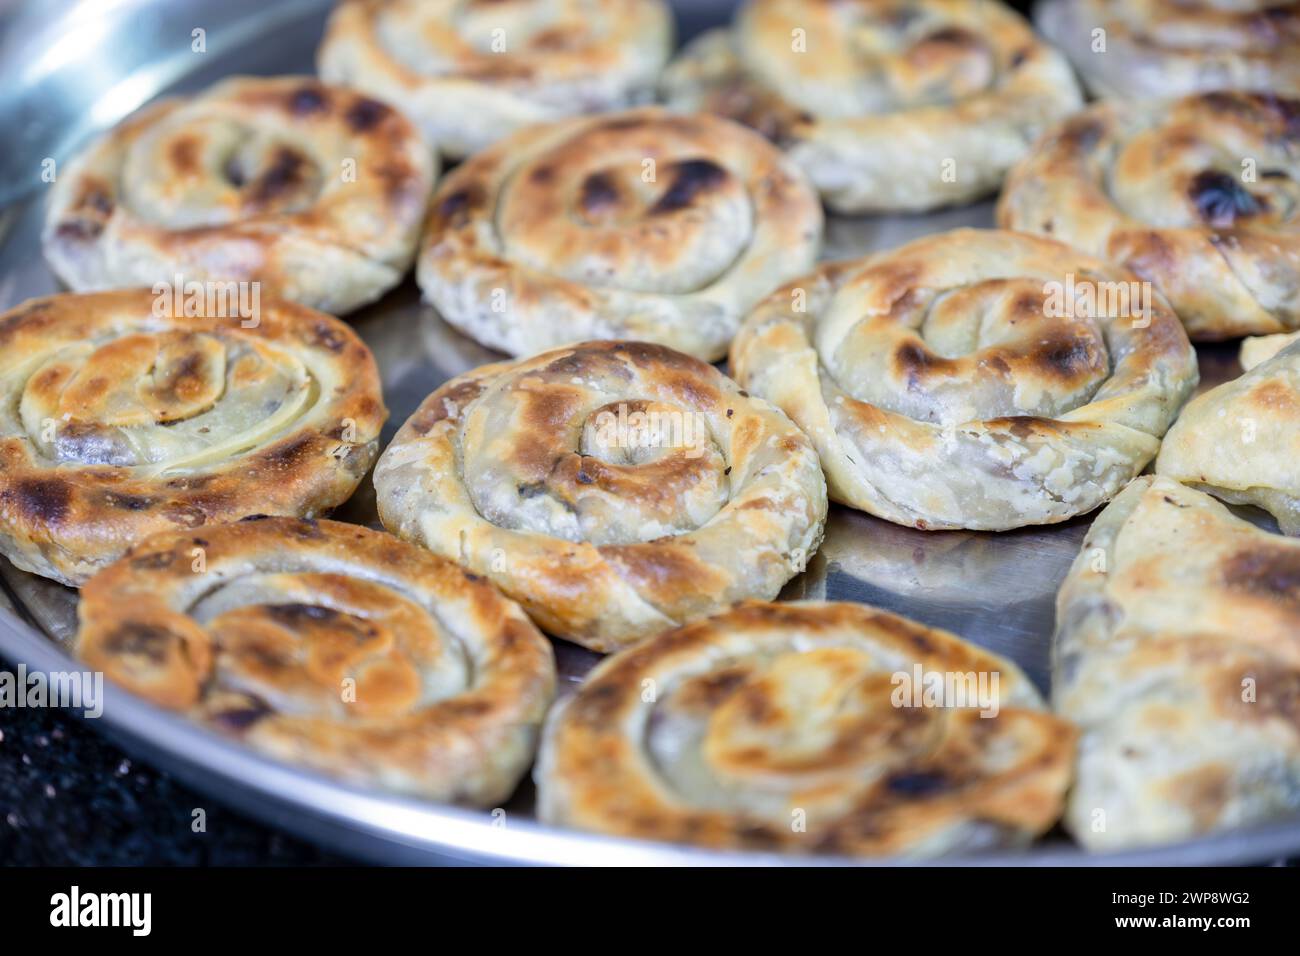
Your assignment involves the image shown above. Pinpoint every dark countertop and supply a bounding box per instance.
[0,654,351,865]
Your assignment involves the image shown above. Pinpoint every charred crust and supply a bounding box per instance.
[344,96,389,133]
[13,478,72,528]
[649,159,730,215]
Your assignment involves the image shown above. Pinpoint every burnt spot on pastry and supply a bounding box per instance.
[265,602,340,624]
[884,769,949,797]
[1189,170,1262,228]
[161,503,208,528]
[130,549,179,571]
[344,96,389,133]
[408,378,487,434]
[1056,116,1104,154]
[893,342,954,385]
[263,434,315,466]
[1039,336,1104,379]
[578,171,621,216]
[73,180,115,217]
[14,478,72,528]
[433,184,487,229]
[288,85,331,116]
[650,159,730,215]
[168,134,202,176]
[55,219,104,241]
[100,622,175,664]
[103,491,156,511]
[245,147,311,206]
[210,698,273,732]
[310,321,347,353]
[1221,548,1300,605]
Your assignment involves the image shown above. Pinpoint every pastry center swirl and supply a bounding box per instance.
[124,115,325,228]
[189,572,470,722]
[499,138,754,294]
[18,331,314,471]
[824,276,1112,425]
[460,376,731,546]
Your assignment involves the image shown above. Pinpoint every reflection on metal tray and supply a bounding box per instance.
[1,0,1297,865]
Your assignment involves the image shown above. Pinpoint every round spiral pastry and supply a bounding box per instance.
[415,107,822,362]
[76,517,556,804]
[660,0,1082,214]
[1157,337,1300,535]
[536,600,1075,857]
[317,0,674,159]
[373,340,828,653]
[999,92,1300,341]
[730,229,1199,532]
[1055,476,1300,849]
[1036,0,1300,100]
[0,290,385,586]
[43,76,436,315]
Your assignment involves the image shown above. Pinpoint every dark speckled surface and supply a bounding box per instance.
[0,654,351,865]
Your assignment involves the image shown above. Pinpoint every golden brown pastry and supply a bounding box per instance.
[416,107,822,362]
[1036,0,1300,100]
[318,0,674,159]
[0,290,385,586]
[537,600,1075,857]
[661,0,1082,213]
[730,229,1198,531]
[373,341,828,653]
[77,516,556,804]
[1157,338,1300,535]
[43,76,435,315]
[998,92,1300,340]
[1055,476,1300,849]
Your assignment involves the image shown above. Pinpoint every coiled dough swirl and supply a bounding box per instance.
[416,107,822,362]
[999,92,1300,340]
[43,76,435,315]
[374,341,828,653]
[318,0,674,159]
[661,0,1082,213]
[0,290,385,585]
[731,229,1198,531]
[77,517,556,804]
[537,600,1075,857]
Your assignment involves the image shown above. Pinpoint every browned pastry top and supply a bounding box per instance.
[999,92,1300,339]
[76,516,556,804]
[0,290,385,585]
[536,600,1075,857]
[374,340,828,652]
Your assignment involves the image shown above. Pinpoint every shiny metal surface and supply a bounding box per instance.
[1,0,1298,865]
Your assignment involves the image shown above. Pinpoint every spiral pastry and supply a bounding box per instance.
[317,0,674,159]
[76,517,556,804]
[536,600,1075,856]
[1055,476,1300,849]
[730,229,1199,532]
[415,107,822,362]
[0,290,385,586]
[999,92,1300,341]
[1036,0,1300,100]
[374,341,828,653]
[1157,338,1300,535]
[43,76,435,315]
[660,0,1082,214]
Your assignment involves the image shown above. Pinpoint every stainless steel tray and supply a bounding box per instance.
[2,0,1298,866]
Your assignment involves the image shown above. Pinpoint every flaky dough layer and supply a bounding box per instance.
[662,0,1081,213]
[416,107,822,362]
[77,516,556,805]
[537,600,1075,857]
[0,290,385,585]
[730,229,1198,531]
[374,340,827,653]
[43,76,435,315]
